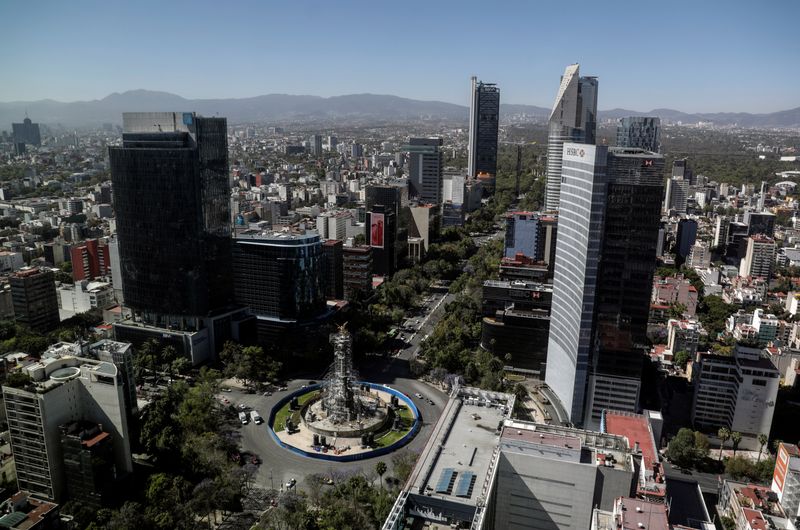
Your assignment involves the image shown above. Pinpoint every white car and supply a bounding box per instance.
[286,478,296,488]
[414,392,423,399]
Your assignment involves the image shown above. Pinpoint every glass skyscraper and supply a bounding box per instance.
[544,64,598,211]
[468,77,500,194]
[616,116,661,153]
[546,144,665,427]
[109,112,232,322]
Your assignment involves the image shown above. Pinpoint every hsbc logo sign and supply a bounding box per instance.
[565,147,585,158]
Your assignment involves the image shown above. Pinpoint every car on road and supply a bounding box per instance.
[221,387,232,392]
[414,392,423,399]
[238,412,249,425]
[278,386,288,391]
[286,478,296,488]
[238,403,247,410]
[250,410,263,424]
[262,391,272,396]
[427,399,435,406]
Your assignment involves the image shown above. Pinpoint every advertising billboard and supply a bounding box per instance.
[370,212,385,249]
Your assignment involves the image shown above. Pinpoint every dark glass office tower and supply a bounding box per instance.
[586,148,665,427]
[232,231,330,357]
[232,232,326,321]
[468,77,500,194]
[109,112,232,320]
[616,116,661,153]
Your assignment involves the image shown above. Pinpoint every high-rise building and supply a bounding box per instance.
[672,158,693,185]
[366,205,397,276]
[109,112,232,319]
[503,211,557,263]
[406,138,443,204]
[546,144,608,422]
[10,267,59,333]
[467,77,500,194]
[585,148,665,428]
[664,177,690,214]
[546,145,664,427]
[232,231,329,349]
[322,240,344,300]
[616,116,661,152]
[310,134,323,156]
[772,442,800,518]
[675,218,698,260]
[342,244,372,300]
[12,117,41,147]
[739,235,776,279]
[691,344,779,442]
[60,420,115,508]
[544,64,598,211]
[70,239,110,281]
[744,211,776,238]
[2,353,133,502]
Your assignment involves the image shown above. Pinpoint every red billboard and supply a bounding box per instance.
[370,213,384,248]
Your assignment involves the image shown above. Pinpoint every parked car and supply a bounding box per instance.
[250,410,263,425]
[238,411,249,425]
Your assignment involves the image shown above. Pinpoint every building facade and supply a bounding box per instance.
[406,138,443,205]
[109,112,233,322]
[3,354,133,502]
[467,77,500,194]
[544,64,598,211]
[691,345,779,441]
[616,116,661,152]
[343,244,372,300]
[545,144,608,422]
[546,145,664,427]
[10,268,59,333]
[70,239,110,281]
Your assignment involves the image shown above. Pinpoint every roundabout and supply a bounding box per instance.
[267,325,420,461]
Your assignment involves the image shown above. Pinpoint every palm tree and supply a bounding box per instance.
[757,434,769,463]
[731,432,742,458]
[718,427,731,460]
[375,461,387,490]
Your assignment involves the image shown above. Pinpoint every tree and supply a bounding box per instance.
[757,433,769,463]
[694,432,710,459]
[667,428,697,468]
[718,427,731,460]
[673,350,691,370]
[375,461,387,490]
[731,431,743,458]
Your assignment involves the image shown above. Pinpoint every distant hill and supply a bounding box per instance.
[1,90,798,129]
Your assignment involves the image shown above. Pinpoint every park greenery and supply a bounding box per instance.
[63,368,256,529]
[0,309,104,357]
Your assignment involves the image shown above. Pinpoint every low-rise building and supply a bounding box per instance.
[718,480,792,530]
[382,386,644,530]
[652,276,698,317]
[0,491,59,529]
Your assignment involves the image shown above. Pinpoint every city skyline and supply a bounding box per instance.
[1,0,798,113]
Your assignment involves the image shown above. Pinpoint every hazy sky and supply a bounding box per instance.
[2,0,798,113]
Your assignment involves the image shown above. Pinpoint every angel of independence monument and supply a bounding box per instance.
[304,325,391,438]
[270,324,419,458]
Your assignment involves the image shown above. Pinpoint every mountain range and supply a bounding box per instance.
[1,90,798,129]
